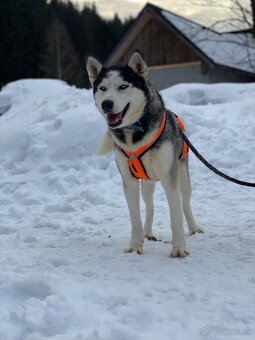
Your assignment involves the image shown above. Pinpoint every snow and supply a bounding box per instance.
[162,10,255,75]
[0,79,255,340]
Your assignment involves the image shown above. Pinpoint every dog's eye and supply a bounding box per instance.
[99,86,107,91]
[119,84,129,90]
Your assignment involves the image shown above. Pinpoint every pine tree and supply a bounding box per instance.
[0,0,133,88]
[40,16,83,87]
[0,0,47,86]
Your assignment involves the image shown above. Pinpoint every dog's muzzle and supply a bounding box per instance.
[104,103,130,128]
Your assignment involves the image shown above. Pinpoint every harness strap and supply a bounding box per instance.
[123,112,167,157]
[122,112,188,180]
[176,115,189,159]
[122,112,167,180]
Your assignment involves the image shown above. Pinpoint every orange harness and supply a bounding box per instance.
[122,112,188,180]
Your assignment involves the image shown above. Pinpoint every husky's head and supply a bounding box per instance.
[86,52,149,129]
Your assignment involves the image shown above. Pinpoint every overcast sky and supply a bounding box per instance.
[73,0,198,20]
[72,0,251,30]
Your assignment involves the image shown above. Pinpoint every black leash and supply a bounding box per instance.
[180,132,255,188]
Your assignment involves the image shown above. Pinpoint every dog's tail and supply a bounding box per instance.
[96,130,114,156]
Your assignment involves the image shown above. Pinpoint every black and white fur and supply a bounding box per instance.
[86,52,203,257]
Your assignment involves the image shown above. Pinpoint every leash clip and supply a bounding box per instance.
[129,153,136,161]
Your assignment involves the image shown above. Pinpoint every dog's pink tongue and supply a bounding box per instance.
[107,112,121,125]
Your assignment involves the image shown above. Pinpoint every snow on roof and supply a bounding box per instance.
[162,10,255,75]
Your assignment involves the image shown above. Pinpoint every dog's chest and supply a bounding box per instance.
[116,141,175,181]
[142,142,175,180]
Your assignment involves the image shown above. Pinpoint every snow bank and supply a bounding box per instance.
[0,79,254,340]
[0,93,11,115]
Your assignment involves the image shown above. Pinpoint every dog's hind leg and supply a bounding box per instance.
[179,159,204,235]
[161,172,189,257]
[141,180,157,241]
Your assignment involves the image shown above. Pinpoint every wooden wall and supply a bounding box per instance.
[117,17,201,66]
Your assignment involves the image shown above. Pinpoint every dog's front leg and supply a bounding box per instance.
[123,179,144,254]
[161,175,190,258]
[141,180,156,241]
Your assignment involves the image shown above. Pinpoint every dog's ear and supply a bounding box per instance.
[86,57,102,85]
[128,52,148,78]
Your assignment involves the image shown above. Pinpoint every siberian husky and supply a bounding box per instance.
[86,52,203,257]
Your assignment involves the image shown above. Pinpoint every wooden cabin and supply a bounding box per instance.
[106,3,255,90]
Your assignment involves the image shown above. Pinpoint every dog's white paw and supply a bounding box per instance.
[124,245,144,255]
[189,226,204,235]
[170,247,190,258]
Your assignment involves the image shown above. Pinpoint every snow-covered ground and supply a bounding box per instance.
[0,79,254,340]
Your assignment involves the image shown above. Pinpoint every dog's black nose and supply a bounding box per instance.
[101,100,113,112]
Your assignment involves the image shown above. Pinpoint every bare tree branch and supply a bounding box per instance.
[188,0,255,71]
[252,0,255,35]
[191,0,253,31]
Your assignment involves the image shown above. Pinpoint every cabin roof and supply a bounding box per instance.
[106,3,255,76]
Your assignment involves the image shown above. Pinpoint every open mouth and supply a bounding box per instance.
[106,103,129,128]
